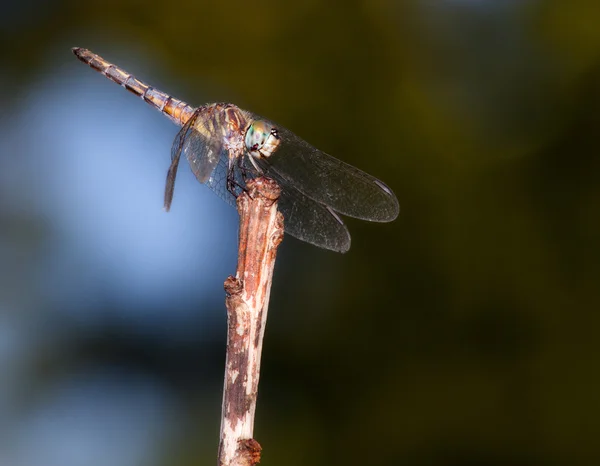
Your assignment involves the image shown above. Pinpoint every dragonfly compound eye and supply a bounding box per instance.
[245,120,281,158]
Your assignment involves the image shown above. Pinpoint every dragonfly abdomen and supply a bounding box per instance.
[72,47,195,126]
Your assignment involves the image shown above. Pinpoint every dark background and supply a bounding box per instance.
[1,1,599,465]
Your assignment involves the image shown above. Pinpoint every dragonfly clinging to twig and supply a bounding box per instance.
[72,47,399,253]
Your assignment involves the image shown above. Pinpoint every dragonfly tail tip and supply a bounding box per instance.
[72,47,86,57]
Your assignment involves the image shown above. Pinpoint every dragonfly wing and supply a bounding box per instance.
[279,187,351,253]
[254,163,350,252]
[164,110,200,210]
[247,114,399,222]
[165,109,224,209]
[182,121,222,185]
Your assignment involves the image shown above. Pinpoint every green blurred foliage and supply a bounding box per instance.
[2,0,600,465]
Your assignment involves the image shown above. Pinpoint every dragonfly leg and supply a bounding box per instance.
[236,152,258,178]
[226,153,264,197]
[226,165,249,198]
[236,153,248,178]
[247,153,262,174]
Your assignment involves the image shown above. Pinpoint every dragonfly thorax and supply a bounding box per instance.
[245,120,281,158]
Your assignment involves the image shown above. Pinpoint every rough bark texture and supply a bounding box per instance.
[218,177,284,466]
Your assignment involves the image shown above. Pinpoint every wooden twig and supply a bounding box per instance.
[218,177,284,466]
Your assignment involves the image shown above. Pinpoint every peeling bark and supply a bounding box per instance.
[218,178,284,466]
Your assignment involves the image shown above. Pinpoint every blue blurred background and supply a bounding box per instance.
[1,0,600,465]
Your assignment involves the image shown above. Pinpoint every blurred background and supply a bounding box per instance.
[1,0,599,465]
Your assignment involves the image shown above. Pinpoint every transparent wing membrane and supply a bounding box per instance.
[205,153,246,208]
[164,110,200,210]
[165,108,226,210]
[247,114,399,222]
[269,172,351,253]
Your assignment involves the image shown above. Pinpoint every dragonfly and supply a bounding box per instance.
[73,47,399,253]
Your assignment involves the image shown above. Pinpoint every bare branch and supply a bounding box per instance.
[218,177,284,466]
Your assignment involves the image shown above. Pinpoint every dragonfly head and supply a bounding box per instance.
[245,120,280,158]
